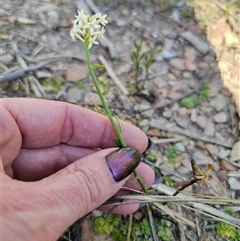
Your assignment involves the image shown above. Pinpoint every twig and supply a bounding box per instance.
[0,61,54,83]
[17,35,86,62]
[11,41,48,98]
[152,88,198,110]
[150,119,234,148]
[152,203,195,228]
[98,55,129,95]
[147,203,159,241]
[144,159,188,181]
[126,214,132,241]
[177,205,187,241]
[152,183,240,228]
[110,194,240,206]
[153,136,185,144]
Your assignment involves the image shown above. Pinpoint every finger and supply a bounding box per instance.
[32,147,142,234]
[3,98,148,152]
[12,145,96,180]
[99,162,155,214]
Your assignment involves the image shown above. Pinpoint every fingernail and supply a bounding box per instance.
[144,137,155,152]
[105,147,141,182]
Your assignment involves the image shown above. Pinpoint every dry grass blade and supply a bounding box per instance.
[147,203,159,241]
[152,203,195,228]
[153,183,240,228]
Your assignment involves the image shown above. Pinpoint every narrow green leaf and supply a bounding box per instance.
[92,63,105,69]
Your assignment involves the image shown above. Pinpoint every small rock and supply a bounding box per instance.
[184,47,196,62]
[220,160,237,171]
[193,151,214,165]
[1,53,14,64]
[170,102,179,111]
[177,165,190,175]
[170,68,181,77]
[190,109,197,122]
[139,119,149,128]
[184,60,196,71]
[230,141,240,162]
[146,128,161,137]
[133,211,143,221]
[182,71,191,78]
[167,73,177,80]
[196,141,205,150]
[210,95,227,111]
[228,177,240,190]
[174,116,189,129]
[175,142,185,152]
[212,161,220,172]
[205,143,218,155]
[178,107,188,116]
[162,108,172,118]
[204,121,215,136]
[218,148,230,158]
[208,84,220,97]
[196,116,207,129]
[67,87,84,103]
[149,62,169,76]
[217,170,227,181]
[142,109,154,118]
[197,62,209,70]
[152,77,168,88]
[84,92,102,105]
[169,58,185,70]
[204,55,215,64]
[168,91,182,100]
[213,112,229,123]
[66,65,88,81]
[181,157,192,171]
[180,31,210,54]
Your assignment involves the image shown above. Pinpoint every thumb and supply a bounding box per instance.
[37,147,141,234]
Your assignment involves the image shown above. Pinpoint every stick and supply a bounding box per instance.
[98,55,129,95]
[149,119,234,148]
[0,61,53,83]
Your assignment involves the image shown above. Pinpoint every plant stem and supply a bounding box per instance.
[84,43,126,147]
[84,42,148,194]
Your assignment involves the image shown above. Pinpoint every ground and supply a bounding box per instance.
[1,0,240,240]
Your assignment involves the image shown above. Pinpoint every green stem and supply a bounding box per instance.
[84,43,126,147]
[84,42,148,194]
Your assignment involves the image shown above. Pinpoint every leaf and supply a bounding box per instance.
[181,96,198,108]
[92,63,105,69]
[114,115,123,133]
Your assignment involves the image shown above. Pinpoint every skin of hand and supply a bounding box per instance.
[1,98,155,241]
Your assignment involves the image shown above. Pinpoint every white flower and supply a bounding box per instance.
[88,35,99,49]
[70,9,108,48]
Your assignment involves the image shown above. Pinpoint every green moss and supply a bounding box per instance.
[42,77,63,92]
[145,150,158,162]
[166,145,180,165]
[181,84,210,108]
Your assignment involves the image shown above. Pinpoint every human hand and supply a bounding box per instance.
[1,98,154,241]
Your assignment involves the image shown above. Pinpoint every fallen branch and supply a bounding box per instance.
[0,60,53,83]
[98,55,129,95]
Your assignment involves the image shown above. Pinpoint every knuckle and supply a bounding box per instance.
[75,165,103,206]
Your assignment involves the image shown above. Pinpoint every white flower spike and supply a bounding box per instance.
[70,9,108,49]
